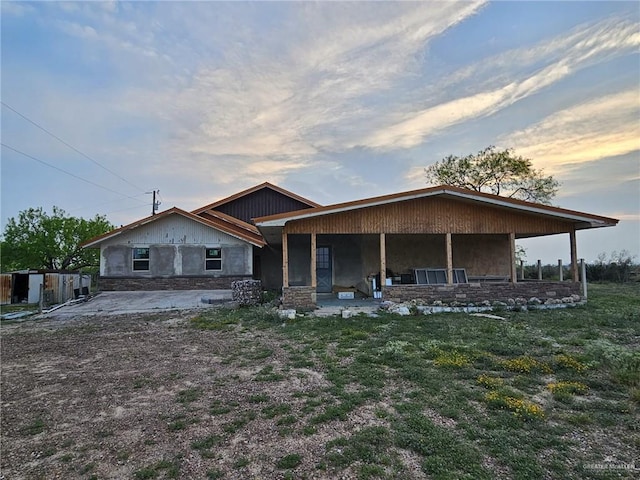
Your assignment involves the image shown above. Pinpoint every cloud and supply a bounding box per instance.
[1,1,36,16]
[112,2,487,187]
[501,90,640,172]
[360,16,640,150]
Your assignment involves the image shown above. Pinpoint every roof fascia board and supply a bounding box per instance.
[446,190,613,227]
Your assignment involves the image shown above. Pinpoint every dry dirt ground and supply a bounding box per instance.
[1,310,401,480]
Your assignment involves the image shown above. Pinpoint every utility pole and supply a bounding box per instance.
[152,190,157,215]
[146,190,161,215]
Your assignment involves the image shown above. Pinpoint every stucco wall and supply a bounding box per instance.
[99,214,253,279]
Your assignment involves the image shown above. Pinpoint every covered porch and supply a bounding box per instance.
[254,185,617,310]
[277,231,582,309]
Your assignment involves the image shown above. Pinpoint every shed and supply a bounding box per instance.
[0,270,91,306]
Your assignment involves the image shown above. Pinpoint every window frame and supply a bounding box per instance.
[132,247,150,271]
[205,247,222,271]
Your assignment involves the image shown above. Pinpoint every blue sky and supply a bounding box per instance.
[1,1,638,264]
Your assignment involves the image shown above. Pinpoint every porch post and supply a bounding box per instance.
[282,231,289,288]
[445,233,453,285]
[310,233,317,289]
[558,259,564,281]
[569,229,578,282]
[380,233,386,288]
[509,233,517,283]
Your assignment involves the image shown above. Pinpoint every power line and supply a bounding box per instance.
[1,101,145,192]
[1,143,147,204]
[67,193,150,214]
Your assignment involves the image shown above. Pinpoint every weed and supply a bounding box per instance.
[433,350,471,368]
[206,469,224,479]
[276,453,303,469]
[192,434,223,451]
[134,457,181,479]
[23,417,45,435]
[555,353,588,373]
[276,415,298,426]
[262,403,291,419]
[60,453,73,462]
[167,419,187,431]
[176,387,201,404]
[255,365,285,382]
[501,356,552,374]
[248,393,270,403]
[233,457,250,469]
[484,391,545,420]
[546,381,589,396]
[80,463,95,474]
[477,374,504,389]
[222,411,256,433]
[210,399,235,415]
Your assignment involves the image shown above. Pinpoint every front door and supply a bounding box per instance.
[316,246,332,293]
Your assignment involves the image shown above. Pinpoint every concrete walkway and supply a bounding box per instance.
[41,290,233,318]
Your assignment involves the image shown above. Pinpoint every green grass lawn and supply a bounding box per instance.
[194,282,639,479]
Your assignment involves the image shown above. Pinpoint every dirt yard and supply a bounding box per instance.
[1,310,362,480]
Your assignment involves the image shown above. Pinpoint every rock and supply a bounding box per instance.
[379,301,395,311]
[278,309,296,320]
[341,309,354,319]
[391,305,411,316]
[528,297,542,305]
[231,280,262,306]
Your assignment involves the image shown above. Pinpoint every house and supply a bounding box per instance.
[81,183,319,291]
[253,185,618,308]
[83,183,618,308]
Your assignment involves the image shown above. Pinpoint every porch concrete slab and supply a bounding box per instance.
[41,290,232,318]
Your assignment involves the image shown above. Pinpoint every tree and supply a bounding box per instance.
[1,207,113,272]
[425,146,560,204]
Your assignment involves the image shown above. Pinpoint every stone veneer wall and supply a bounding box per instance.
[282,286,316,309]
[382,281,581,304]
[98,275,251,291]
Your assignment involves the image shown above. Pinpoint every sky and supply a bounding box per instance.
[1,1,639,264]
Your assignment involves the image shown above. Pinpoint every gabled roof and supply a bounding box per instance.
[254,185,619,230]
[81,207,266,248]
[192,182,321,215]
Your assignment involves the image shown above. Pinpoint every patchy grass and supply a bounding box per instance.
[2,284,638,479]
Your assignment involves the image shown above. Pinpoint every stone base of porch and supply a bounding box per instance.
[382,281,582,304]
[282,286,317,309]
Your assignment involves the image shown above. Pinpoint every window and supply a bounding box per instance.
[205,248,222,270]
[133,248,150,271]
